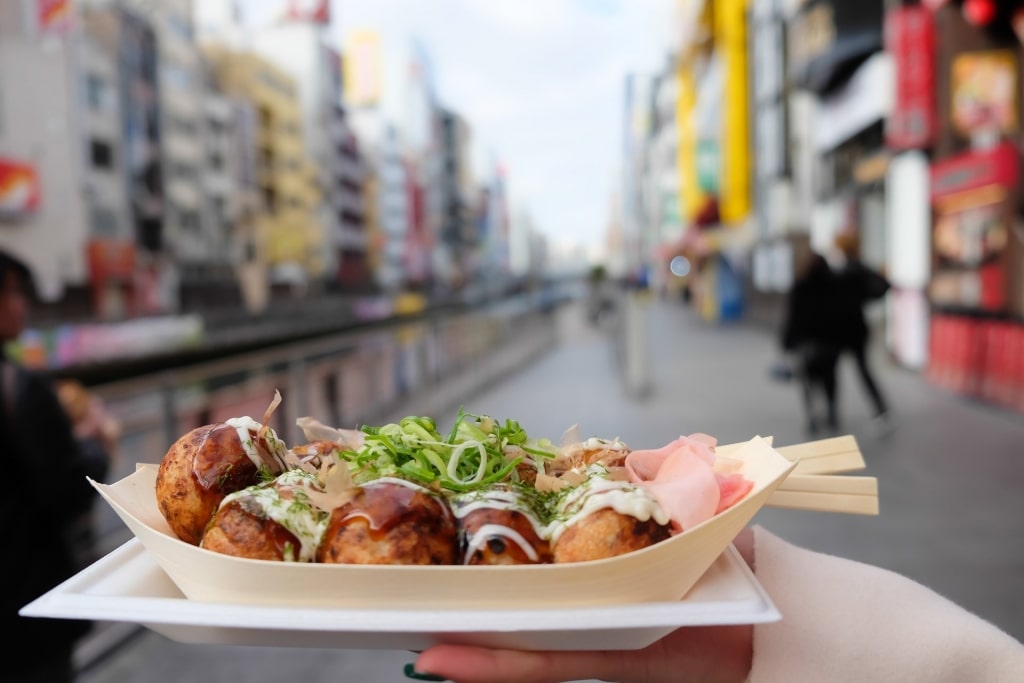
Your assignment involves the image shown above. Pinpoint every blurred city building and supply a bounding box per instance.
[368,125,410,293]
[0,0,553,375]
[247,10,371,292]
[626,0,752,323]
[201,45,323,294]
[619,73,654,281]
[620,0,1024,416]
[474,162,512,292]
[640,57,683,297]
[436,107,474,289]
[0,1,126,314]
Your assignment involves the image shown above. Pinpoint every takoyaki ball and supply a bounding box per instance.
[200,501,302,561]
[200,471,329,562]
[551,508,670,563]
[156,418,287,545]
[316,478,458,565]
[549,476,670,563]
[452,489,551,565]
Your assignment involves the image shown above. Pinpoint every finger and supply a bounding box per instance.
[414,644,629,683]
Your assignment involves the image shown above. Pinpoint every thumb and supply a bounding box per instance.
[414,644,630,683]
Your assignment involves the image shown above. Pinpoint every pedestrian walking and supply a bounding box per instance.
[779,251,842,435]
[831,230,891,427]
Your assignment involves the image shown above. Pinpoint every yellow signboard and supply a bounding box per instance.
[344,30,382,107]
[716,0,751,225]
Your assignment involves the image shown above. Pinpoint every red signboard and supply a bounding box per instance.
[36,0,71,35]
[929,142,1019,199]
[886,6,936,150]
[0,158,41,217]
[87,239,136,282]
[287,0,330,25]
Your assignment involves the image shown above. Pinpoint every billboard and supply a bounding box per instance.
[886,6,936,150]
[344,31,382,107]
[950,50,1018,138]
[286,0,330,25]
[0,158,41,217]
[35,0,71,36]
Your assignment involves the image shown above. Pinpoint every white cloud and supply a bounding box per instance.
[458,0,574,34]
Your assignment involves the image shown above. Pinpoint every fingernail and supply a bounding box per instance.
[403,663,448,681]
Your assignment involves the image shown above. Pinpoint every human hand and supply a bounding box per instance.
[74,393,120,456]
[410,529,756,683]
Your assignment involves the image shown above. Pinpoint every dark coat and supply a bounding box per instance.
[781,255,842,352]
[831,260,890,349]
[1,361,108,669]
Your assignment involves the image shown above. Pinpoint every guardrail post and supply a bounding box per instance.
[158,373,179,448]
[623,292,653,399]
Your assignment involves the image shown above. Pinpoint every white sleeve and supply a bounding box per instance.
[749,526,1024,683]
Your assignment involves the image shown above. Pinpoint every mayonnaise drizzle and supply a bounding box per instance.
[363,476,437,494]
[462,524,540,563]
[545,476,669,544]
[219,470,328,562]
[452,488,547,540]
[225,416,288,472]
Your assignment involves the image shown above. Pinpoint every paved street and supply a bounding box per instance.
[78,298,1024,683]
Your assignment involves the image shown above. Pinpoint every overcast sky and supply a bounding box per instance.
[246,0,673,253]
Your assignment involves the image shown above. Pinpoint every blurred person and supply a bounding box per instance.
[56,378,121,460]
[56,377,121,566]
[779,252,842,435]
[0,249,111,682]
[586,264,618,328]
[410,526,1024,683]
[831,230,891,428]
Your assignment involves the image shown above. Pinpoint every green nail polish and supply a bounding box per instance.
[403,663,447,681]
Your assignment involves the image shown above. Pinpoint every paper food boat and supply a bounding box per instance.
[92,435,796,610]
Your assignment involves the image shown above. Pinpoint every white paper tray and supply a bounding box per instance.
[21,539,779,651]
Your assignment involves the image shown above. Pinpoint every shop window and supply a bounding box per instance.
[90,206,118,237]
[90,139,115,170]
[180,211,201,231]
[172,163,195,181]
[167,15,193,42]
[163,65,193,91]
[84,74,108,111]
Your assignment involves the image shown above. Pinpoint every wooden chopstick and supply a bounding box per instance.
[765,472,879,515]
[766,489,879,515]
[714,436,878,515]
[776,473,877,496]
[775,435,867,475]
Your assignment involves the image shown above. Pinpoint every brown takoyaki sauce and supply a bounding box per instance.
[317,478,458,565]
[339,480,449,536]
[192,424,261,493]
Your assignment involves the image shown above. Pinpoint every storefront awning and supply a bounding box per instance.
[789,0,884,96]
[814,52,893,152]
